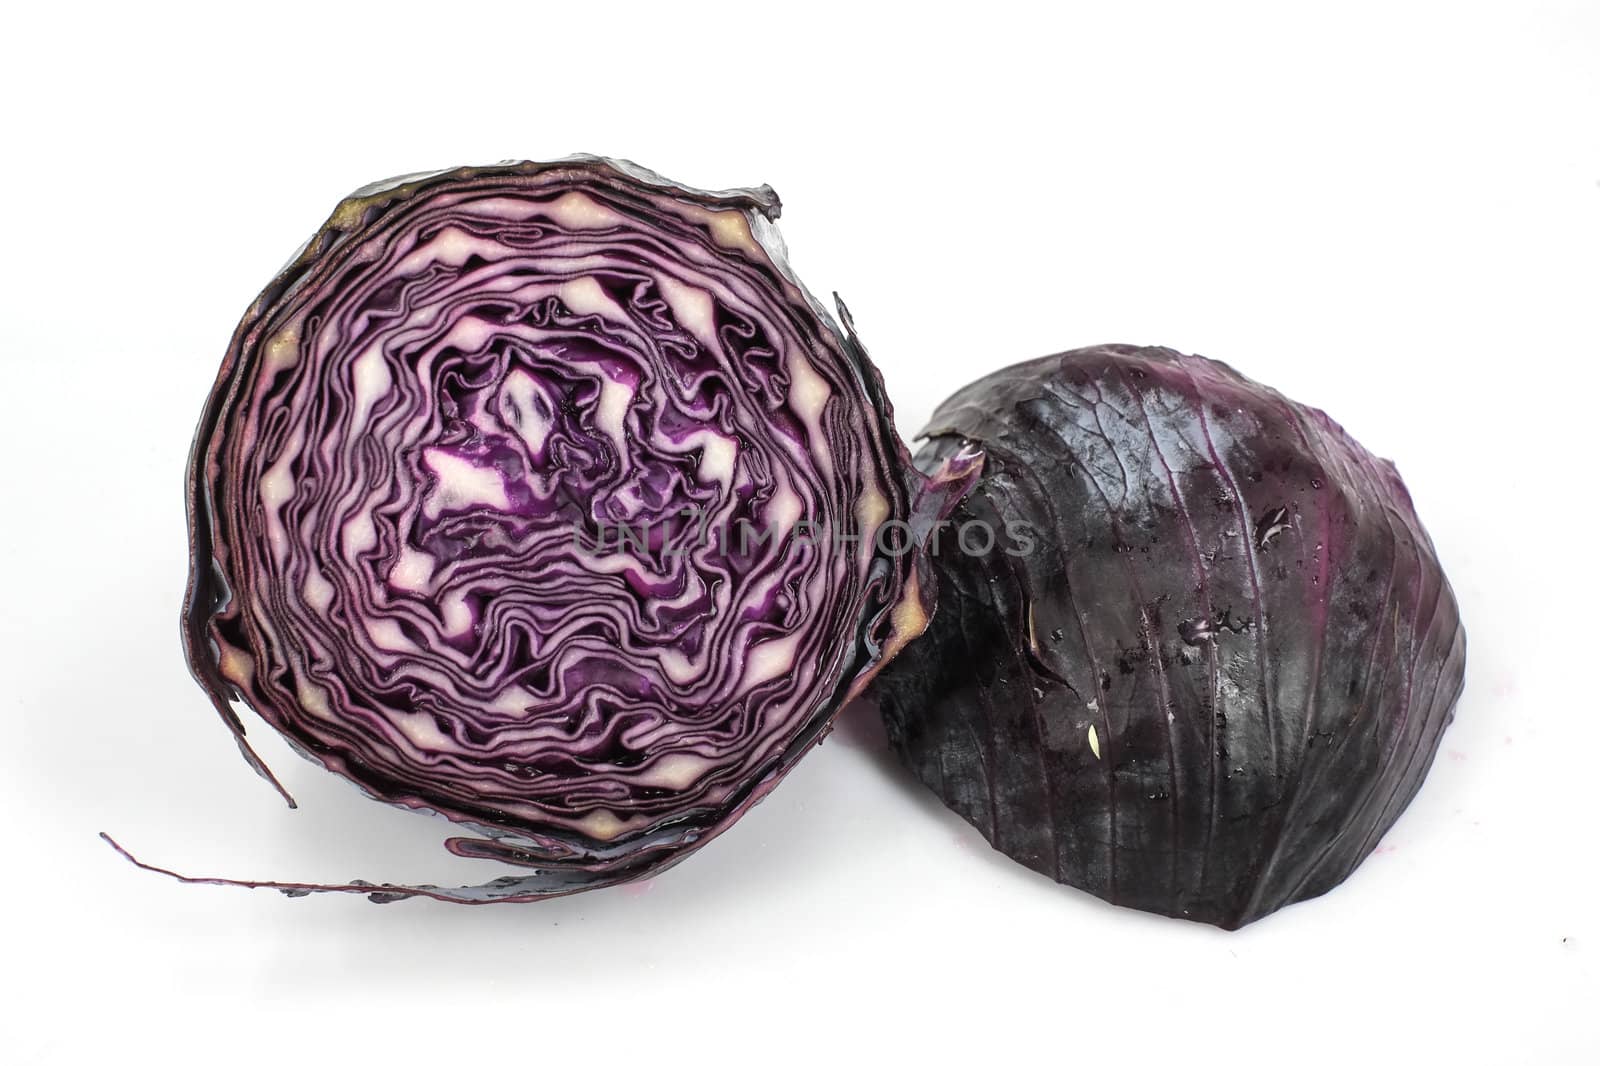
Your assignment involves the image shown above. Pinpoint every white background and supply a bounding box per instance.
[3,1,1596,1062]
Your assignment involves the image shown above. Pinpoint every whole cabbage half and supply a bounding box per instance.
[163,157,977,902]
[873,345,1466,928]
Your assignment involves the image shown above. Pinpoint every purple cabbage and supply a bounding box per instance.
[873,345,1466,928]
[116,157,976,902]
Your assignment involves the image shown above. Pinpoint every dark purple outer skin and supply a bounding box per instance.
[873,345,1466,928]
[161,157,977,904]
